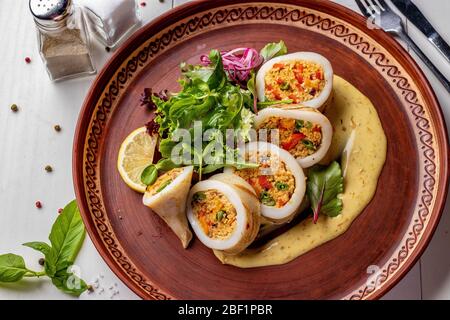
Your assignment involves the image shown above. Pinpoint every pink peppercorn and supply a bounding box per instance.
[58,208,63,214]
[35,201,42,209]
[25,57,31,64]
[140,2,146,7]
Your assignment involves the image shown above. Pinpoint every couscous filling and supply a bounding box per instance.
[258,117,322,158]
[146,168,183,196]
[264,60,325,103]
[192,189,237,240]
[234,151,295,208]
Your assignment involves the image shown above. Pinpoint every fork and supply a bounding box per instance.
[355,0,450,93]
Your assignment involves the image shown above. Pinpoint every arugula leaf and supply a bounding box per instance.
[141,165,158,186]
[307,161,344,223]
[260,40,288,61]
[0,254,34,282]
[47,200,86,276]
[206,49,227,89]
[247,71,258,113]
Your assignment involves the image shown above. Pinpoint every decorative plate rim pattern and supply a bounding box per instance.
[73,0,449,300]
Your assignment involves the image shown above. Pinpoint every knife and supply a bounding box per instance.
[391,0,450,63]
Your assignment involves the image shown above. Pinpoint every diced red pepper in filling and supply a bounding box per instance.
[258,176,273,190]
[273,63,285,69]
[313,126,321,133]
[295,73,304,84]
[274,91,282,100]
[281,133,305,151]
[276,78,284,85]
[316,71,323,80]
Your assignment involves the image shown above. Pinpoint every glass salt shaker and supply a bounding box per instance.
[75,0,142,49]
[29,0,96,81]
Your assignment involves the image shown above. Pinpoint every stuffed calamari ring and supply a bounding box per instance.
[143,166,194,249]
[209,173,261,242]
[224,141,306,224]
[187,179,261,255]
[254,106,333,168]
[256,52,333,110]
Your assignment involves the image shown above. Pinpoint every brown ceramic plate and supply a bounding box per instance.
[73,0,449,299]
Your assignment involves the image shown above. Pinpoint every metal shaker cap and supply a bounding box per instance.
[29,0,72,27]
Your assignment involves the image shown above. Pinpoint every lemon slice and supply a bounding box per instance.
[118,127,158,193]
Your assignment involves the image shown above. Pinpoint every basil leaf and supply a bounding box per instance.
[47,200,86,275]
[307,161,344,223]
[22,242,51,256]
[260,40,288,61]
[51,269,88,297]
[141,165,158,186]
[0,254,31,282]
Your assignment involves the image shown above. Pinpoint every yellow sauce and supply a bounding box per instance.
[214,76,387,267]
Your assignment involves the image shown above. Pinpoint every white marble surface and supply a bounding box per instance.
[0,0,448,300]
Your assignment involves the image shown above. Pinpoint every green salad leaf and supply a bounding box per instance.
[152,49,257,178]
[260,40,288,61]
[247,70,258,113]
[307,161,344,223]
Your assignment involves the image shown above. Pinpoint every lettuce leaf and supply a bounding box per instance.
[260,40,288,61]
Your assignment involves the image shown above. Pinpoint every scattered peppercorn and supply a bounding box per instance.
[38,258,45,266]
[87,285,94,293]
[54,124,61,132]
[35,201,43,209]
[58,208,63,214]
[158,0,164,3]
[105,46,111,53]
[45,165,53,173]
[25,57,31,64]
[10,104,19,112]
[140,1,146,7]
